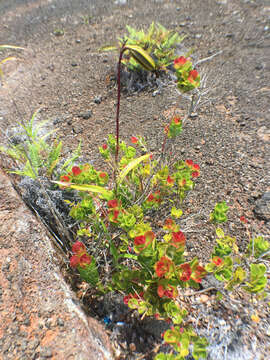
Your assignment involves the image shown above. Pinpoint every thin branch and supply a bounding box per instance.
[194,50,223,67]
[181,287,215,297]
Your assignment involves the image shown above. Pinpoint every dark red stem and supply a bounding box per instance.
[115,42,127,166]
[161,126,169,158]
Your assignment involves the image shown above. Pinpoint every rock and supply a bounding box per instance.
[254,192,270,222]
[257,126,270,142]
[0,169,113,359]
[73,124,83,134]
[255,63,263,70]
[78,110,92,119]
[225,33,235,39]
[94,96,102,104]
[18,177,76,243]
[39,346,53,358]
[199,294,209,303]
[52,117,62,125]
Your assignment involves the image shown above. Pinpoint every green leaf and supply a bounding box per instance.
[117,154,150,184]
[119,253,138,261]
[234,267,246,282]
[215,268,232,282]
[0,145,24,161]
[47,141,62,176]
[192,337,208,360]
[250,263,266,280]
[110,241,119,265]
[125,44,156,71]
[28,143,42,170]
[10,160,37,179]
[205,263,215,272]
[78,258,99,286]
[247,236,270,258]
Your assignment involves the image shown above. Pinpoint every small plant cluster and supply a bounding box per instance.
[0,110,81,179]
[2,31,269,360]
[58,130,269,359]
[69,241,99,287]
[101,22,186,72]
[174,56,200,93]
[58,123,209,359]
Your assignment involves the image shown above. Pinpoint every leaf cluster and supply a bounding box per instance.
[101,22,185,71]
[0,111,81,179]
[57,127,209,359]
[57,131,269,359]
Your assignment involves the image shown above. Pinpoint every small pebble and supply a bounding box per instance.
[94,96,102,104]
[39,346,53,358]
[199,294,209,303]
[57,317,64,327]
[255,63,263,70]
[79,110,92,119]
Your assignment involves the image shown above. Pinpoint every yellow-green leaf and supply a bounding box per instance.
[0,45,24,50]
[216,227,224,239]
[0,56,17,65]
[118,154,150,184]
[99,45,118,52]
[171,206,183,219]
[125,44,156,72]
[53,181,113,198]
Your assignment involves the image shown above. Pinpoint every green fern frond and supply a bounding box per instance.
[47,140,62,176]
[10,160,37,179]
[61,140,82,171]
[28,142,42,170]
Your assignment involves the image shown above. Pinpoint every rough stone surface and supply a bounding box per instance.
[0,169,113,360]
[254,192,270,222]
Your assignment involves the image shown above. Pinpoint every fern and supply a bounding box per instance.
[28,142,42,170]
[0,145,25,162]
[10,160,37,179]
[47,140,62,176]
[2,111,67,179]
